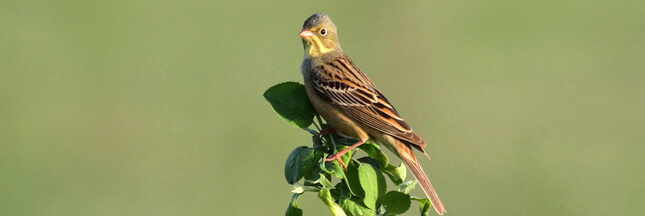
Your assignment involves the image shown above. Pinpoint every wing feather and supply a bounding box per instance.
[311,54,426,148]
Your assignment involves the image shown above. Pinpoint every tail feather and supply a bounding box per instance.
[398,144,446,215]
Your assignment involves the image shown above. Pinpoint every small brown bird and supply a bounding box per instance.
[298,13,446,215]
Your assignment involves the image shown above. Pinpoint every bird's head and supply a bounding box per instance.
[300,13,341,58]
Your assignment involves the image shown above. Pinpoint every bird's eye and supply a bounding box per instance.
[320,28,327,36]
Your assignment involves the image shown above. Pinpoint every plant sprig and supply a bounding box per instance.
[264,82,432,216]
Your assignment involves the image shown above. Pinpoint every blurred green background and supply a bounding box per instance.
[1,1,643,215]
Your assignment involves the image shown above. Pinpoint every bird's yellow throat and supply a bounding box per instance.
[305,36,334,57]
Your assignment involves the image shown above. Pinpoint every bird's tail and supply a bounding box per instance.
[397,143,446,215]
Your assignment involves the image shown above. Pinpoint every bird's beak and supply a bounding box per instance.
[299,29,314,38]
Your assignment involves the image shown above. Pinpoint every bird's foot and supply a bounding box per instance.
[325,153,347,171]
[323,139,366,171]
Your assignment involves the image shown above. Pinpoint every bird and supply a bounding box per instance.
[298,13,446,215]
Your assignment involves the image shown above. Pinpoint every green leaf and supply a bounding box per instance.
[284,146,315,184]
[291,183,304,193]
[397,180,417,194]
[317,173,334,188]
[341,196,374,216]
[358,162,379,209]
[303,147,327,185]
[382,191,411,215]
[358,158,387,209]
[321,158,345,179]
[411,197,431,216]
[335,182,352,201]
[318,188,347,216]
[382,163,407,185]
[304,166,323,186]
[285,193,303,216]
[263,82,315,128]
[295,148,316,183]
[344,160,364,197]
[285,146,307,184]
[357,141,389,168]
[330,182,349,204]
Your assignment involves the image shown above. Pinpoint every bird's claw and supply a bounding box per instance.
[325,153,347,171]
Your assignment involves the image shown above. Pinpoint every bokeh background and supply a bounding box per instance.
[1,1,643,216]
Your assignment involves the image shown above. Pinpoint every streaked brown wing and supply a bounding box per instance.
[311,54,426,148]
